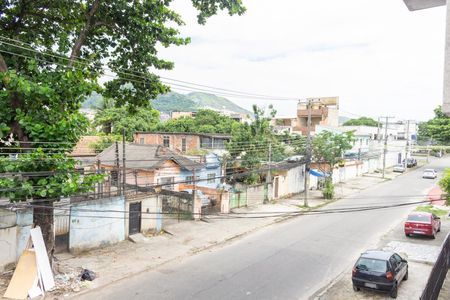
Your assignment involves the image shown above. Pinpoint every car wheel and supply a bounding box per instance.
[390,283,398,298]
[353,284,360,292]
[438,224,441,232]
[431,231,436,239]
[403,268,408,281]
[405,233,410,237]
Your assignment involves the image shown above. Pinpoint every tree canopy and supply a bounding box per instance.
[312,130,354,175]
[157,109,239,134]
[418,106,450,144]
[343,117,380,127]
[0,0,246,253]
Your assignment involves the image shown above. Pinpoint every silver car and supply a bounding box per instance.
[422,169,437,179]
[393,164,406,173]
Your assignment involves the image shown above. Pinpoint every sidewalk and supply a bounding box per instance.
[0,168,404,299]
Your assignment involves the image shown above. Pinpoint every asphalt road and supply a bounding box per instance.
[76,157,448,300]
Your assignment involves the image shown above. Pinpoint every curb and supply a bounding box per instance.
[66,172,406,299]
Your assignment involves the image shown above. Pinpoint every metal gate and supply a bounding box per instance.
[54,202,70,253]
[129,202,141,235]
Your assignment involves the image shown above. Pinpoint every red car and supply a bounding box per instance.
[404,212,441,239]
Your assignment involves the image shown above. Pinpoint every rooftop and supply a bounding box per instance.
[96,143,204,171]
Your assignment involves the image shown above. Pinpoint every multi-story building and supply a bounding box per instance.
[134,132,231,154]
[294,97,339,135]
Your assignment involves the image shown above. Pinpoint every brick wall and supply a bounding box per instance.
[134,133,201,153]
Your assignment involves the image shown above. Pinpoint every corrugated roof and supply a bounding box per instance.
[96,143,204,171]
[135,132,231,139]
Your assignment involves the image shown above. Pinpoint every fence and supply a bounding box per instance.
[420,232,450,300]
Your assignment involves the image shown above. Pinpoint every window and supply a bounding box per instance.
[140,138,145,144]
[163,135,170,148]
[181,137,187,152]
[186,176,193,183]
[207,173,215,183]
[159,177,174,190]
[355,257,387,273]
[200,137,212,148]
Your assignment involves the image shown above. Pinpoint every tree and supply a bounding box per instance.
[439,169,450,205]
[226,105,291,184]
[343,117,380,127]
[418,106,450,144]
[0,0,245,256]
[94,105,160,140]
[312,130,354,198]
[157,109,238,134]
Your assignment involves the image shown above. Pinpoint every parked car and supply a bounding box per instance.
[422,169,437,179]
[404,211,441,239]
[352,250,408,298]
[402,158,417,168]
[393,165,406,173]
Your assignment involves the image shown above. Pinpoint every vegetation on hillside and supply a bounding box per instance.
[418,106,450,144]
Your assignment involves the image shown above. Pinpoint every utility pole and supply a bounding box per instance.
[377,117,381,143]
[115,141,120,195]
[122,129,126,196]
[304,99,312,207]
[267,142,272,184]
[381,116,395,179]
[403,120,411,172]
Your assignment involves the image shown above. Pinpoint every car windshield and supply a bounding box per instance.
[424,169,435,173]
[407,214,430,222]
[355,257,387,273]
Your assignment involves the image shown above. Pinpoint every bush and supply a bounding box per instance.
[322,179,335,199]
[439,169,450,206]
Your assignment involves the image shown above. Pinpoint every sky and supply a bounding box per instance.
[156,0,447,121]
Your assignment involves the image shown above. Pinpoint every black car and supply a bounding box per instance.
[352,250,408,298]
[402,158,417,168]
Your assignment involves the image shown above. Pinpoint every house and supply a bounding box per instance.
[294,97,339,135]
[270,117,298,134]
[96,143,203,191]
[270,162,306,199]
[134,132,231,154]
[170,111,196,119]
[68,135,102,167]
[179,153,222,189]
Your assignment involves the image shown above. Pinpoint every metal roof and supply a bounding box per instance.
[402,0,445,11]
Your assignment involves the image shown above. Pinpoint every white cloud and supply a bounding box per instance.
[156,0,446,121]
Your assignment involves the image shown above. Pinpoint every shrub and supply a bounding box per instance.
[439,169,450,206]
[322,179,335,200]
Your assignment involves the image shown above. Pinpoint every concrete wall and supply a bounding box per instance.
[69,196,125,254]
[246,184,265,207]
[0,226,17,272]
[125,194,162,236]
[0,208,33,271]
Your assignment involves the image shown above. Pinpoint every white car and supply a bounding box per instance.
[422,169,437,179]
[393,164,406,173]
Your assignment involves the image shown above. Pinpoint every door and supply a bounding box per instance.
[129,202,142,235]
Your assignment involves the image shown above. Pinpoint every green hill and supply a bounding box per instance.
[82,91,251,115]
[152,92,251,115]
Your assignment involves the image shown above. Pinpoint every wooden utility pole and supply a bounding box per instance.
[115,141,120,195]
[267,142,272,184]
[304,99,312,207]
[403,120,411,172]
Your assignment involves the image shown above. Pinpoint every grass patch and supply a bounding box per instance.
[415,205,448,217]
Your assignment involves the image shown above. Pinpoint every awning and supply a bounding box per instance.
[309,169,328,177]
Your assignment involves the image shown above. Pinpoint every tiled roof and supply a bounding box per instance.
[96,143,204,171]
[69,136,102,157]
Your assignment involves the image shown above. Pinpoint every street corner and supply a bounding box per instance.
[316,262,432,300]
